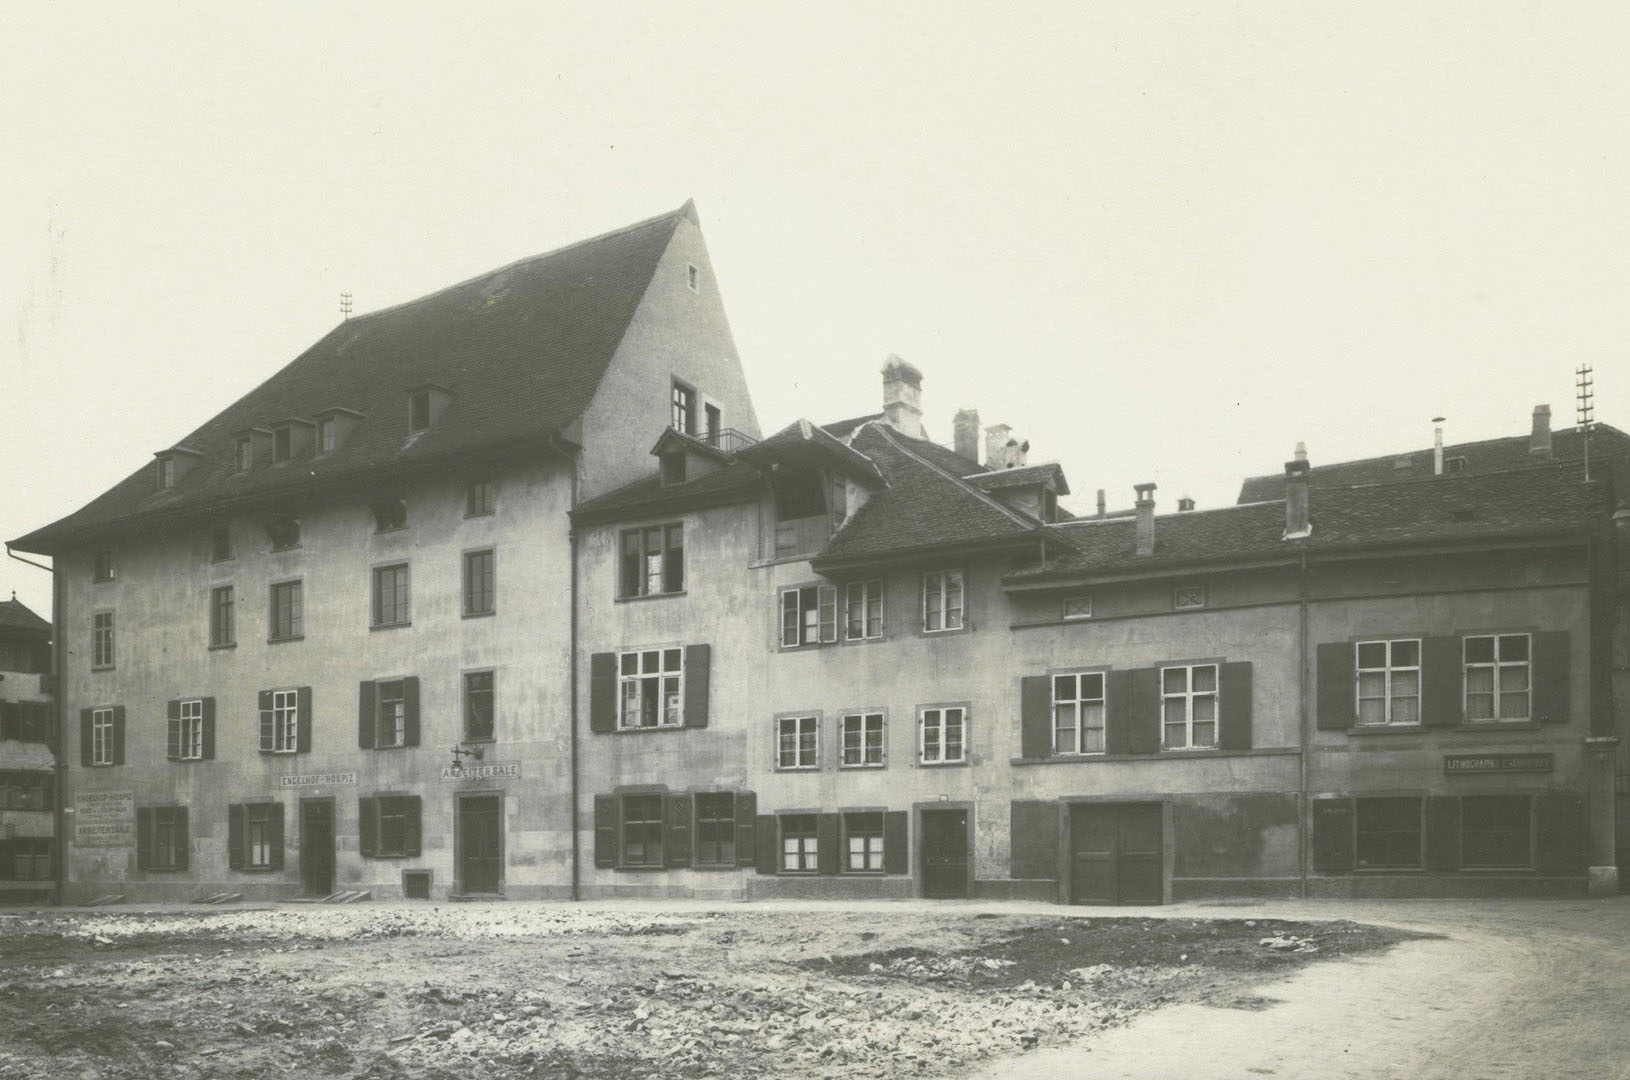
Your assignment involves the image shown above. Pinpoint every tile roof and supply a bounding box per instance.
[12,203,696,552]
[820,413,884,441]
[965,462,1069,495]
[737,420,886,486]
[571,460,764,526]
[1013,464,1602,582]
[0,598,50,635]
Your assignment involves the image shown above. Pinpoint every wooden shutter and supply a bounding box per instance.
[1104,670,1132,755]
[0,701,12,741]
[684,645,710,729]
[1421,636,1462,727]
[358,681,377,749]
[593,795,620,868]
[1424,796,1460,872]
[404,796,422,857]
[358,796,378,856]
[883,810,909,875]
[1315,643,1355,730]
[135,806,153,870]
[589,653,617,733]
[1535,792,1585,873]
[1311,798,1354,872]
[665,793,693,868]
[258,690,274,753]
[111,706,126,765]
[175,807,190,872]
[1532,631,1571,724]
[268,803,286,870]
[296,688,312,752]
[734,791,757,867]
[166,700,182,760]
[227,804,245,869]
[755,815,779,874]
[1218,661,1254,751]
[1009,800,1059,880]
[79,708,92,767]
[1020,675,1052,759]
[817,585,838,643]
[816,813,840,875]
[1125,668,1161,755]
[403,677,421,747]
[201,698,216,760]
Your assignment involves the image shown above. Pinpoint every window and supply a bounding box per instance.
[92,552,114,583]
[660,451,687,486]
[686,263,700,292]
[1053,672,1106,754]
[0,771,52,811]
[463,549,496,616]
[372,499,407,532]
[464,670,495,741]
[1465,634,1530,722]
[923,571,964,632]
[844,581,883,641]
[158,457,177,489]
[409,391,431,432]
[1062,595,1093,620]
[1461,796,1532,868]
[619,649,684,729]
[374,679,407,748]
[621,794,664,867]
[694,793,736,867]
[91,611,115,669]
[777,715,819,769]
[90,707,115,765]
[272,426,292,463]
[1,703,51,743]
[781,584,837,647]
[245,802,280,868]
[372,564,410,627]
[1174,586,1206,610]
[210,525,232,562]
[235,437,253,473]
[919,706,967,764]
[261,689,300,753]
[269,581,303,641]
[845,812,884,872]
[210,585,235,648]
[11,839,51,881]
[1355,639,1421,726]
[781,814,819,872]
[1161,664,1218,749]
[1354,797,1422,869]
[267,516,300,551]
[704,403,721,445]
[466,479,497,517]
[672,381,696,434]
[361,795,421,858]
[177,699,204,760]
[317,417,336,454]
[619,524,684,598]
[140,806,188,870]
[840,712,885,767]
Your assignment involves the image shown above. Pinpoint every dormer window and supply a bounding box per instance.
[405,383,453,435]
[660,451,687,486]
[318,417,336,454]
[159,457,177,489]
[235,437,253,473]
[154,447,203,490]
[409,391,431,432]
[273,426,292,463]
[671,381,696,435]
[372,498,408,533]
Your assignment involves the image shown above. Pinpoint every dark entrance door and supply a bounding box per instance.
[458,794,503,894]
[921,809,970,898]
[1069,802,1163,905]
[300,799,335,896]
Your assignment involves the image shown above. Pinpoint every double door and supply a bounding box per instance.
[1069,802,1163,905]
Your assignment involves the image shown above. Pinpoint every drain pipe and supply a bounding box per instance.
[1297,551,1311,899]
[6,545,62,906]
[543,438,582,902]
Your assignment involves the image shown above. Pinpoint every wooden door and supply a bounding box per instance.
[920,809,969,898]
[458,795,503,894]
[1069,802,1163,905]
[299,799,334,896]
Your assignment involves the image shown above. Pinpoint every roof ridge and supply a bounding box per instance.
[870,423,1045,534]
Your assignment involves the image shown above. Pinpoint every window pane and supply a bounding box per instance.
[1466,693,1495,720]
[1390,640,1419,666]
[1192,666,1217,692]
[1080,673,1104,700]
[1356,642,1386,668]
[1498,666,1529,692]
[1162,668,1187,693]
[1358,699,1386,724]
[1499,635,1529,661]
[1465,637,1495,663]
[1358,671,1387,698]
[1498,692,1530,719]
[1465,668,1494,693]
[1053,675,1075,700]
[1392,670,1419,696]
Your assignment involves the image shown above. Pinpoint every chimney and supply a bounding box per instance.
[984,423,1012,469]
[1009,439,1029,469]
[1095,488,1106,519]
[953,409,981,464]
[1134,483,1157,556]
[1531,404,1552,459]
[1432,417,1446,475]
[1284,442,1311,539]
[1177,496,1196,512]
[881,355,925,438]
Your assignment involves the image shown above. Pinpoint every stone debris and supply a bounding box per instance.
[1259,934,1320,954]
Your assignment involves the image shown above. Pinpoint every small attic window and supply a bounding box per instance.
[686,264,700,292]
[372,498,408,533]
[235,437,253,473]
[267,516,301,551]
[1450,509,1477,522]
[273,426,293,463]
[318,417,336,454]
[158,456,177,489]
[1445,456,1467,475]
[1392,457,1414,471]
[409,391,432,432]
[661,451,687,486]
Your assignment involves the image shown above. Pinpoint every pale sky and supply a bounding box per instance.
[5,2,1628,619]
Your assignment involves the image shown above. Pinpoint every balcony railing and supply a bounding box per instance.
[674,425,757,454]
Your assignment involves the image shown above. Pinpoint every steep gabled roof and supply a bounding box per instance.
[571,460,764,526]
[0,597,50,636]
[12,203,696,553]
[965,462,1069,495]
[737,419,886,486]
[820,413,884,441]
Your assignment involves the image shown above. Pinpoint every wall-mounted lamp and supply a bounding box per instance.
[448,743,484,771]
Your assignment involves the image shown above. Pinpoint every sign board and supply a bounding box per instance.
[439,760,521,782]
[1444,753,1555,775]
[73,790,135,847]
[278,771,358,788]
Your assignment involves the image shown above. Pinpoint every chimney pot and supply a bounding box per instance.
[1177,496,1196,512]
[1531,404,1553,459]
[1134,483,1157,556]
[1095,488,1106,519]
[952,409,981,464]
[1432,417,1446,476]
[1284,447,1312,539]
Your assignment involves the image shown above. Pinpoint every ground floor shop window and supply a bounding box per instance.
[360,795,423,858]
[781,814,819,872]
[844,812,884,872]
[6,839,51,881]
[228,802,285,871]
[1355,797,1422,869]
[695,793,736,867]
[1461,796,1532,868]
[137,806,189,871]
[621,795,664,867]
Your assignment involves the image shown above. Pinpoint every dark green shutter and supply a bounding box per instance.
[228,804,245,869]
[166,700,182,760]
[258,690,274,753]
[0,701,12,740]
[403,677,421,747]
[268,803,285,871]
[201,698,216,760]
[296,688,312,752]
[1218,662,1253,750]
[358,797,378,856]
[1020,675,1052,759]
[1421,636,1462,727]
[593,795,619,867]
[1532,631,1571,724]
[136,807,153,870]
[1104,670,1133,755]
[756,815,779,874]
[589,653,617,733]
[883,811,908,875]
[111,706,125,765]
[1535,793,1584,873]
[404,796,422,857]
[1424,796,1460,872]
[1010,800,1059,880]
[816,813,840,875]
[1315,643,1355,730]
[684,645,710,728]
[175,807,189,871]
[734,791,757,868]
[1311,798,1354,872]
[79,708,92,767]
[358,681,376,749]
[1126,668,1161,755]
[665,793,693,867]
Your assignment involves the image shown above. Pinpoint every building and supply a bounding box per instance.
[0,595,55,902]
[9,202,1626,903]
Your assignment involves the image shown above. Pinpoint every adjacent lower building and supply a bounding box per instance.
[0,596,55,902]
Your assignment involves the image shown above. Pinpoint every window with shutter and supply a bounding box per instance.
[780,584,838,647]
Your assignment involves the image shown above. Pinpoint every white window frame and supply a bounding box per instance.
[269,580,303,641]
[1052,671,1107,755]
[245,803,277,868]
[780,814,819,873]
[1355,638,1423,727]
[234,437,252,473]
[618,648,685,729]
[1160,663,1219,750]
[91,611,115,670]
[317,417,336,454]
[923,570,965,633]
[1463,633,1532,723]
[840,712,886,768]
[267,689,299,754]
[159,457,177,489]
[1173,585,1206,610]
[781,584,837,647]
[776,714,819,770]
[693,792,737,868]
[844,812,885,872]
[179,698,204,760]
[918,705,967,764]
[844,580,884,641]
[91,707,115,766]
[1062,595,1093,620]
[375,679,406,748]
[372,563,411,627]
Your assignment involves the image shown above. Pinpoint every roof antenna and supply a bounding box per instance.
[340,292,354,321]
[1576,363,1595,482]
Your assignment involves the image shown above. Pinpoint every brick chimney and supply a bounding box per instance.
[984,423,1012,468]
[1134,483,1157,556]
[1531,404,1552,459]
[953,409,981,464]
[881,355,925,438]
[1095,489,1106,519]
[1284,442,1311,539]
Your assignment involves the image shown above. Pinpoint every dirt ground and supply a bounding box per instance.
[0,903,1414,1080]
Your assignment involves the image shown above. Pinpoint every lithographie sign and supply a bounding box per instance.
[439,760,521,782]
[1444,753,1555,775]
[73,790,135,847]
[278,771,359,788]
